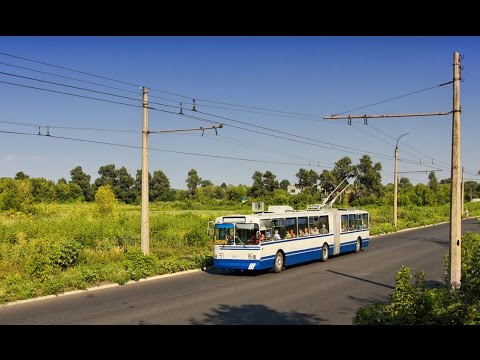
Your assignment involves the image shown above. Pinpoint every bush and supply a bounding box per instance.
[52,240,82,270]
[123,249,160,281]
[95,185,117,217]
[354,232,480,325]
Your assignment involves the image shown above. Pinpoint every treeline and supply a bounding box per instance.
[1,154,479,212]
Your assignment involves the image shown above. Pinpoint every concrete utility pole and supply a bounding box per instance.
[393,133,409,227]
[449,52,462,290]
[461,166,465,215]
[138,91,222,255]
[141,87,149,255]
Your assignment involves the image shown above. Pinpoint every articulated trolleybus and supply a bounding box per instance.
[210,202,369,273]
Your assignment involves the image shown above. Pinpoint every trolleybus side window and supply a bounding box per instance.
[355,214,363,229]
[271,218,286,239]
[348,214,355,230]
[319,215,329,234]
[341,215,349,232]
[298,216,308,237]
[285,217,297,239]
[260,219,272,238]
[362,213,369,229]
[309,216,319,235]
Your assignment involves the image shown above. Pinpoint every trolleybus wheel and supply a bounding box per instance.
[355,238,361,253]
[273,252,284,273]
[320,243,329,262]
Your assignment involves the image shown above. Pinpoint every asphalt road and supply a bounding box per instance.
[1,218,478,325]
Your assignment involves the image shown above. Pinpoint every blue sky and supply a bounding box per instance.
[0,36,479,190]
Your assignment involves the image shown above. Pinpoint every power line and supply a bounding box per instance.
[0,51,337,118]
[0,60,139,96]
[0,72,392,161]
[0,58,186,107]
[0,120,139,133]
[0,70,202,113]
[0,70,142,103]
[193,109,395,160]
[203,133,335,166]
[1,52,472,175]
[184,101,337,123]
[0,79,141,109]
[1,51,452,124]
[329,81,453,116]
[155,107,453,170]
[351,123,452,172]
[4,70,450,172]
[0,129,328,168]
[365,123,451,166]
[0,52,140,88]
[0,77,462,174]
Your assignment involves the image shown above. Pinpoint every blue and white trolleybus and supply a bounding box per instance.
[209,203,369,273]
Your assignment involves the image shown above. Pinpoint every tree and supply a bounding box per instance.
[399,177,413,189]
[428,171,439,191]
[134,169,150,203]
[94,164,117,189]
[14,171,29,180]
[332,157,356,184]
[186,169,201,198]
[414,183,435,206]
[56,182,83,203]
[200,179,213,187]
[279,179,290,191]
[248,171,267,198]
[94,164,136,204]
[295,168,319,193]
[226,185,247,202]
[70,166,94,201]
[30,177,57,203]
[319,169,337,194]
[465,181,478,202]
[263,170,279,193]
[115,166,136,204]
[356,155,383,197]
[150,170,173,201]
[213,186,226,199]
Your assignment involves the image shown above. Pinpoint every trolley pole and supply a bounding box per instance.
[141,87,149,255]
[449,52,462,290]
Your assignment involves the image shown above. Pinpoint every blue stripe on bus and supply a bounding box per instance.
[213,238,370,271]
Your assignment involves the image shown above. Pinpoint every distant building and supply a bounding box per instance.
[287,185,302,195]
[287,185,323,195]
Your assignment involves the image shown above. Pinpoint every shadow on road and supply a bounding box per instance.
[188,304,327,325]
[326,270,395,290]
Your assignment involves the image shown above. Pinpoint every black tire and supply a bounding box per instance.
[355,238,361,253]
[320,243,329,262]
[273,251,284,273]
